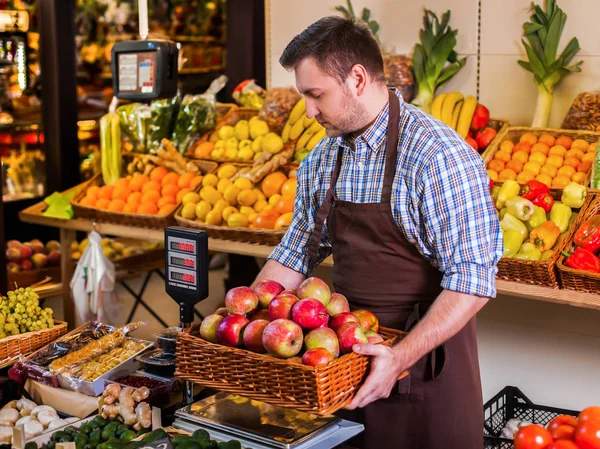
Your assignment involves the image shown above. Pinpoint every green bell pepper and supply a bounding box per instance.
[503,230,524,258]
[550,202,573,234]
[561,182,587,209]
[491,185,501,203]
[540,250,554,261]
[499,208,508,220]
[495,179,521,210]
[506,196,535,221]
[514,242,542,261]
[501,212,529,240]
[526,206,547,231]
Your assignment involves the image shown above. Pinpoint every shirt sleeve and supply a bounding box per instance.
[417,143,503,298]
[268,151,332,276]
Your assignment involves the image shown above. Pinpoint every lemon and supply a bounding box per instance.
[224,185,242,206]
[268,194,281,206]
[254,199,268,212]
[195,201,212,221]
[211,148,224,159]
[213,199,229,216]
[205,210,222,226]
[239,206,255,216]
[238,148,254,161]
[202,173,218,187]
[227,213,249,228]
[214,140,225,149]
[253,188,266,201]
[217,178,233,194]
[224,148,239,160]
[238,189,258,207]
[200,186,221,205]
[217,164,237,180]
[181,203,197,220]
[182,192,201,205]
[248,212,258,224]
[252,136,264,152]
[223,206,239,222]
[234,178,253,190]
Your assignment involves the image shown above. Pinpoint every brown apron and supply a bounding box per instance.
[307,91,483,449]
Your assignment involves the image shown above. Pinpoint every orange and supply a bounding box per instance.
[487,170,499,182]
[498,169,517,181]
[261,172,288,198]
[112,186,131,201]
[535,174,553,187]
[578,161,592,173]
[519,133,538,146]
[571,139,589,151]
[516,171,535,184]
[555,136,573,149]
[546,155,564,168]
[557,165,576,179]
[538,134,556,147]
[129,174,149,192]
[177,188,192,203]
[582,152,595,163]
[161,172,179,187]
[98,185,114,200]
[190,175,204,190]
[254,210,279,230]
[548,145,567,158]
[96,198,110,210]
[141,190,161,204]
[194,141,215,158]
[274,212,293,231]
[162,184,180,198]
[511,151,529,164]
[551,175,570,189]
[563,157,580,170]
[123,204,136,214]
[513,142,532,154]
[487,160,505,173]
[493,151,511,163]
[528,152,546,166]
[572,172,587,184]
[86,185,100,201]
[157,196,177,208]
[281,178,297,198]
[540,165,558,178]
[499,140,514,153]
[530,143,549,156]
[80,196,96,207]
[142,180,161,193]
[150,166,169,183]
[107,199,126,212]
[137,203,158,215]
[505,160,523,174]
[158,204,176,216]
[275,196,295,214]
[178,173,195,189]
[565,149,584,160]
[127,191,142,207]
[523,161,541,176]
[114,178,130,190]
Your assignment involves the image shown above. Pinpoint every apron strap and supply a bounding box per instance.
[381,90,401,204]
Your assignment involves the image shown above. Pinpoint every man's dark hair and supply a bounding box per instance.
[280,16,386,85]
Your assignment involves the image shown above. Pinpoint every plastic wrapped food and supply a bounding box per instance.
[116,103,151,153]
[383,54,416,102]
[562,91,600,131]
[147,97,180,153]
[258,87,302,135]
[232,80,266,109]
[172,75,227,154]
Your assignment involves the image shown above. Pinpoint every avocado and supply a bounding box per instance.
[192,430,210,441]
[101,429,115,441]
[52,432,65,442]
[25,442,38,449]
[119,431,136,442]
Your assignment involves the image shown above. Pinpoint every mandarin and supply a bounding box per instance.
[123,204,136,214]
[161,172,179,186]
[176,188,192,203]
[254,210,279,230]
[178,173,195,189]
[96,198,110,210]
[129,175,149,192]
[275,196,295,214]
[80,196,96,207]
[579,161,592,173]
[190,175,204,189]
[261,172,288,198]
[487,160,505,173]
[127,191,143,207]
[538,134,556,147]
[157,196,177,208]
[114,178,130,190]
[162,184,180,198]
[499,140,514,153]
[112,186,131,201]
[158,205,176,215]
[513,142,532,154]
[519,133,538,145]
[150,166,169,183]
[530,143,549,156]
[107,199,126,212]
[275,212,293,231]
[142,180,161,193]
[138,203,158,215]
[86,185,100,200]
[141,190,161,204]
[281,178,297,198]
[555,136,573,149]
[98,185,114,200]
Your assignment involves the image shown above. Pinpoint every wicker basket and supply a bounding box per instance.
[497,189,592,288]
[7,266,61,288]
[0,321,67,369]
[557,194,600,294]
[175,324,404,415]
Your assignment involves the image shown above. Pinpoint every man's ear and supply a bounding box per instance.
[349,64,369,95]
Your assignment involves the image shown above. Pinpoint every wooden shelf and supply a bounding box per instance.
[18,204,600,312]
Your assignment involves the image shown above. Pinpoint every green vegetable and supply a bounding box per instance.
[178,442,203,449]
[26,442,38,449]
[514,242,542,261]
[93,416,107,427]
[518,0,583,127]
[561,182,586,208]
[60,435,74,443]
[541,249,555,261]
[527,206,548,231]
[102,429,115,441]
[105,423,120,433]
[495,180,521,210]
[550,202,572,233]
[501,213,529,240]
[90,430,102,441]
[53,432,65,442]
[503,230,524,258]
[334,0,381,43]
[217,441,241,449]
[173,94,218,154]
[192,430,210,441]
[140,429,169,444]
[499,208,508,220]
[48,442,56,449]
[119,431,136,442]
[411,9,467,113]
[116,103,151,153]
[172,436,191,447]
[80,424,92,435]
[148,97,180,152]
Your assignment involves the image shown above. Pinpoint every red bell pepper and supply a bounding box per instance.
[490,179,494,190]
[521,180,550,200]
[532,193,554,213]
[563,248,600,273]
[574,215,600,253]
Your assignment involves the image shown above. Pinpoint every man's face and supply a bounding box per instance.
[294,58,369,138]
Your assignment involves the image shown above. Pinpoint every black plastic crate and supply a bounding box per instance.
[483,386,579,449]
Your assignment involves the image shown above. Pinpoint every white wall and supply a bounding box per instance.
[267,0,600,409]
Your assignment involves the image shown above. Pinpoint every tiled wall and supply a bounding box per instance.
[267,0,600,128]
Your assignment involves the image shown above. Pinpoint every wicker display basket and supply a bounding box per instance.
[497,189,592,288]
[484,118,510,153]
[0,321,67,369]
[175,324,404,415]
[557,194,600,294]
[7,266,61,288]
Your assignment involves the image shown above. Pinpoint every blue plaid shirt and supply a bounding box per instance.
[269,89,503,298]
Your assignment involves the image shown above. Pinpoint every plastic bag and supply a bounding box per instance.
[172,75,227,154]
[382,54,416,102]
[257,87,301,135]
[562,91,600,132]
[147,96,180,153]
[70,230,123,326]
[116,103,151,153]
[232,79,266,109]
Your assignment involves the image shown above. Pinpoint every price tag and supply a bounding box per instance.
[139,438,173,449]
[57,443,76,449]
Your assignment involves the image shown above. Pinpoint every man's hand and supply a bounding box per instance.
[345,343,406,410]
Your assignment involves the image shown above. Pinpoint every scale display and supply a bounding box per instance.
[118,51,156,94]
[169,253,196,269]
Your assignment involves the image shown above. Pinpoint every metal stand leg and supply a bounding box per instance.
[121,270,169,328]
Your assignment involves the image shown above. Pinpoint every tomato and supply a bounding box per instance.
[575,420,600,449]
[515,425,554,449]
[549,415,579,432]
[551,425,575,441]
[579,408,600,424]
[547,441,581,449]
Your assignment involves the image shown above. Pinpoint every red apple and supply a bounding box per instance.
[6,240,21,249]
[248,309,271,321]
[7,262,20,273]
[326,293,350,317]
[352,310,379,333]
[6,248,20,263]
[291,298,329,330]
[475,127,497,150]
[304,327,340,358]
[297,277,331,306]
[470,103,490,131]
[268,293,299,321]
[365,330,384,344]
[302,348,334,367]
[253,280,285,308]
[243,319,269,353]
[262,319,303,358]
[329,312,360,332]
[19,260,33,271]
[466,136,479,152]
[200,314,224,343]
[216,314,249,347]
[29,241,45,254]
[19,245,33,260]
[46,240,61,252]
[214,307,229,316]
[47,250,61,266]
[336,322,368,354]
[225,287,259,315]
[31,253,48,269]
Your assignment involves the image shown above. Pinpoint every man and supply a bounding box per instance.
[253,16,502,449]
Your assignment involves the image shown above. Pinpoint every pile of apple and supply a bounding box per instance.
[199,277,383,366]
[5,240,61,274]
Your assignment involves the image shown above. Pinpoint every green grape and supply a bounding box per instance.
[48,319,54,327]
[0,315,5,325]
[16,294,23,302]
[26,319,32,327]
[0,324,4,332]
[5,323,12,332]
[0,333,6,339]
[7,316,15,324]
[19,319,26,325]
[13,313,20,320]
[41,323,47,330]
[45,308,53,315]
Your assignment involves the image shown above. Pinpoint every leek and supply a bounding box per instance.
[334,0,381,44]
[411,9,466,114]
[518,0,582,128]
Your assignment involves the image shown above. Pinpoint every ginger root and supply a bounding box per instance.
[119,387,135,409]
[102,383,121,405]
[132,387,149,402]
[133,402,151,431]
[100,404,121,421]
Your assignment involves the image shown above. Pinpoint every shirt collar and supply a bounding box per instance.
[336,88,403,153]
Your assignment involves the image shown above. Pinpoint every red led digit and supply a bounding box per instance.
[185,259,194,267]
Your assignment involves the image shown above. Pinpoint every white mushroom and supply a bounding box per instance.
[0,426,12,444]
[30,406,56,418]
[63,417,79,424]
[24,420,44,440]
[37,411,59,428]
[16,399,37,417]
[1,401,17,410]
[0,408,19,424]
[0,420,12,427]
[47,419,67,431]
[15,415,37,427]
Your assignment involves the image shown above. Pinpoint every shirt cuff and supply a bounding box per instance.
[441,263,498,298]
[268,245,311,277]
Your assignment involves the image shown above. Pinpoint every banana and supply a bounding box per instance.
[456,95,478,138]
[304,116,316,127]
[451,100,463,130]
[306,120,323,134]
[296,129,316,150]
[290,117,306,140]
[431,93,447,120]
[282,122,292,143]
[288,98,306,126]
[441,92,464,126]
[100,114,111,185]
[307,128,327,150]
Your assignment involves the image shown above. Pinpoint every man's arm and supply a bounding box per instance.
[251,260,306,290]
[347,289,487,409]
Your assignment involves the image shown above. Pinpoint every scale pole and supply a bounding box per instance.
[138,0,149,40]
